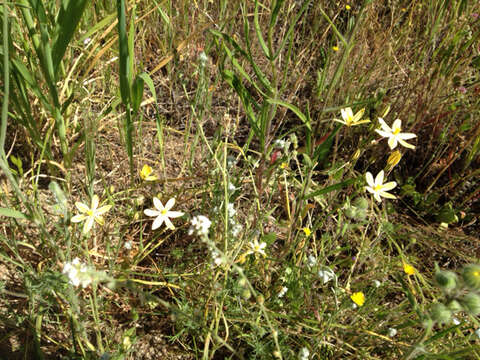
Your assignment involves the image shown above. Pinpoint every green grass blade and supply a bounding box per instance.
[254,0,271,59]
[52,0,89,74]
[304,178,356,199]
[117,0,130,105]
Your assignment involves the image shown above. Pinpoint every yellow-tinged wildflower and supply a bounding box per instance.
[352,149,361,160]
[280,162,288,169]
[375,118,417,150]
[332,46,339,52]
[346,4,351,10]
[351,292,365,307]
[365,170,397,202]
[334,107,370,127]
[302,227,312,237]
[144,197,184,230]
[403,262,416,276]
[71,195,112,234]
[247,239,267,258]
[386,150,402,170]
[140,164,157,181]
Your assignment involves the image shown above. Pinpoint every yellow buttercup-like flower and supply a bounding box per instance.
[302,227,312,237]
[403,262,416,276]
[334,107,370,127]
[140,164,158,181]
[351,292,365,307]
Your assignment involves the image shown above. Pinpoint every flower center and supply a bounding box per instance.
[87,210,94,216]
[161,209,168,215]
[474,271,480,277]
[374,185,383,191]
[393,128,401,135]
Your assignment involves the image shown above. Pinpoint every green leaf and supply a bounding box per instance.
[117,0,130,105]
[0,208,28,220]
[137,72,157,103]
[304,178,356,199]
[254,0,271,59]
[131,74,145,114]
[52,0,89,75]
[266,99,310,130]
[313,125,341,164]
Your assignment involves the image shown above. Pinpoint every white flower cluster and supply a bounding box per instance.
[318,267,336,285]
[278,286,288,298]
[63,258,93,288]
[274,138,290,152]
[188,215,212,237]
[298,347,310,360]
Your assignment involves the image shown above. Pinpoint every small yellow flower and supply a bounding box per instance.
[334,107,370,127]
[346,4,351,10]
[352,149,361,160]
[403,262,416,276]
[386,150,402,170]
[280,162,288,169]
[332,46,339,52]
[351,292,365,307]
[302,227,312,237]
[140,164,157,181]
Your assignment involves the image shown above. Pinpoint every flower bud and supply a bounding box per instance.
[353,197,369,210]
[435,270,457,291]
[462,264,480,290]
[430,303,451,324]
[241,289,251,300]
[447,300,462,313]
[462,293,480,315]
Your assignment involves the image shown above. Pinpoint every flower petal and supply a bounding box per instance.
[153,197,164,211]
[144,209,159,217]
[75,202,89,213]
[165,198,176,210]
[352,108,365,123]
[71,214,87,223]
[341,108,348,121]
[375,170,385,187]
[398,139,416,149]
[83,216,94,233]
[95,205,112,216]
[365,172,374,187]
[374,193,382,202]
[388,136,398,150]
[375,129,391,138]
[398,132,417,140]
[164,217,175,230]
[392,119,402,131]
[378,117,391,132]
[91,195,99,211]
[333,118,347,126]
[381,181,397,191]
[94,215,105,225]
[365,186,376,194]
[166,210,184,218]
[152,216,165,230]
[379,191,396,199]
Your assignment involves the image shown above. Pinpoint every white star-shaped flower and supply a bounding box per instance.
[144,197,184,230]
[334,107,370,127]
[71,195,112,234]
[248,239,267,258]
[375,118,417,149]
[365,170,397,202]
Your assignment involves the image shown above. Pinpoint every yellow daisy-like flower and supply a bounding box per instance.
[351,292,365,307]
[140,164,157,181]
[403,262,416,276]
[71,195,112,234]
[364,170,397,202]
[346,4,351,10]
[332,46,339,52]
[334,107,370,127]
[302,227,312,237]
